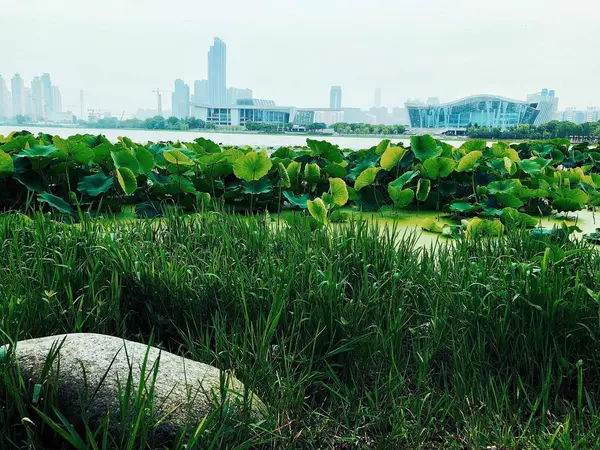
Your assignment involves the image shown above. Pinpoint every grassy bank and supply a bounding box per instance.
[1,212,600,448]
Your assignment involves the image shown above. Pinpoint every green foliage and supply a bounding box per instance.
[233,151,273,182]
[0,132,598,220]
[307,197,327,223]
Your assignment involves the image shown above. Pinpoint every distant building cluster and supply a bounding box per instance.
[0,73,71,123]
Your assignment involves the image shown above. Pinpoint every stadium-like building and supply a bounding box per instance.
[405,95,541,133]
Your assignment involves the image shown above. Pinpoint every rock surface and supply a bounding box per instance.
[9,333,265,443]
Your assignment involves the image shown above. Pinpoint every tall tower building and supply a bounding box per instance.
[330,86,342,109]
[52,86,63,113]
[31,77,44,120]
[80,90,85,120]
[193,80,209,104]
[374,88,382,108]
[527,88,559,125]
[208,37,226,105]
[11,73,25,117]
[171,79,190,118]
[41,73,54,115]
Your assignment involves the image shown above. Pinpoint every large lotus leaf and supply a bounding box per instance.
[591,173,600,188]
[324,162,346,178]
[135,146,155,175]
[116,167,137,195]
[501,207,539,228]
[590,193,600,207]
[168,175,197,195]
[389,170,419,190]
[287,161,301,189]
[53,136,94,165]
[77,173,114,197]
[457,151,483,172]
[233,151,273,182]
[92,142,115,164]
[375,139,391,155]
[307,197,327,223]
[416,178,431,202]
[304,163,321,184]
[0,150,14,176]
[354,167,381,191]
[449,200,477,214]
[410,135,442,161]
[423,157,456,179]
[504,157,517,175]
[15,170,43,191]
[347,153,380,180]
[0,135,37,153]
[163,149,194,166]
[17,145,58,161]
[272,147,296,159]
[380,145,408,171]
[421,218,445,233]
[306,139,343,163]
[460,140,487,153]
[519,157,551,175]
[465,217,504,238]
[37,192,74,215]
[283,191,309,208]
[487,179,522,194]
[112,151,140,174]
[195,137,221,154]
[436,140,456,158]
[495,193,524,209]
[388,186,414,208]
[242,178,273,195]
[489,142,520,162]
[552,188,589,212]
[329,178,348,206]
[519,188,550,200]
[277,162,290,188]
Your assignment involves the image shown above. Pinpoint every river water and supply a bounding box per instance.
[0,125,467,150]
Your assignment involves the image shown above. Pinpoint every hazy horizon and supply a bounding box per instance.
[2,0,599,116]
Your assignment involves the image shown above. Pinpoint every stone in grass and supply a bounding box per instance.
[7,333,266,445]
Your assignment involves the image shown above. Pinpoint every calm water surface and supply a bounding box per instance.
[0,125,468,150]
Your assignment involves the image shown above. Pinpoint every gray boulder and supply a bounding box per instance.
[8,333,266,444]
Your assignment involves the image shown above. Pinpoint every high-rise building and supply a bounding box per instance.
[374,88,382,108]
[193,80,209,104]
[208,37,226,105]
[24,87,34,118]
[527,88,559,125]
[41,73,54,114]
[52,86,63,113]
[330,86,342,109]
[31,77,44,121]
[171,78,190,118]
[80,90,85,121]
[227,87,253,105]
[11,74,25,117]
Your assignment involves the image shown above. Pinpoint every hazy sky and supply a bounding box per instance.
[2,0,598,115]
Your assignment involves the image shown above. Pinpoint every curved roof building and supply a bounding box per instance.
[405,95,541,131]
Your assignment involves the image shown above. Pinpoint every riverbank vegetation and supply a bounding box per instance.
[1,131,600,238]
[467,120,600,141]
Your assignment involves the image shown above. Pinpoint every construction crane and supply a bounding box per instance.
[152,89,171,117]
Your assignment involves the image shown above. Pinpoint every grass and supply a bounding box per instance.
[1,211,600,448]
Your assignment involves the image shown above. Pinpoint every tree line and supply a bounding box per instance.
[330,122,407,135]
[467,121,600,140]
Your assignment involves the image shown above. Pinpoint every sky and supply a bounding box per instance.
[1,0,599,116]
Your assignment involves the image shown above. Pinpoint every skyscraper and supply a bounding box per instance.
[171,79,190,118]
[11,74,25,117]
[374,88,382,108]
[41,73,54,115]
[208,37,226,105]
[330,86,342,109]
[193,80,209,104]
[80,90,85,121]
[31,77,44,120]
[52,86,63,113]
[227,87,253,105]
[527,88,559,125]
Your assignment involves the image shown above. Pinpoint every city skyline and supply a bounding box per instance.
[1,0,599,115]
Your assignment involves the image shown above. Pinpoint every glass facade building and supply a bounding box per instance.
[208,38,227,105]
[406,95,540,130]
